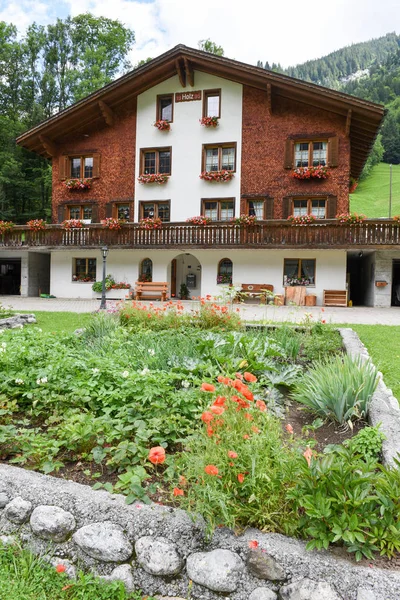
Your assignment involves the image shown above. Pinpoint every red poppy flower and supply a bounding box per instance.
[228,450,238,459]
[248,540,259,549]
[201,411,214,423]
[148,446,166,465]
[244,372,257,383]
[237,473,245,483]
[251,426,260,434]
[210,405,225,415]
[285,424,294,434]
[256,400,267,412]
[204,465,219,476]
[201,382,216,392]
[56,564,66,573]
[233,379,244,391]
[241,387,254,401]
[173,487,184,496]
[244,412,253,421]
[179,475,187,486]
[207,425,214,437]
[235,372,244,381]
[213,395,226,406]
[303,446,313,467]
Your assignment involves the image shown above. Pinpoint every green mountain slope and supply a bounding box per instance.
[350,163,400,217]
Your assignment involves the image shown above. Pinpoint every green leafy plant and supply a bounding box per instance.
[292,354,378,424]
[344,424,386,461]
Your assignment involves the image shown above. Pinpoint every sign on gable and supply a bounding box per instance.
[175,91,202,102]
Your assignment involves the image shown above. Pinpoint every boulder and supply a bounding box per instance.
[135,536,183,576]
[73,522,133,562]
[279,578,341,600]
[4,497,32,524]
[30,505,76,542]
[247,549,286,581]
[186,548,244,593]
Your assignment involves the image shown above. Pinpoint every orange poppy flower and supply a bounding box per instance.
[256,400,267,412]
[201,382,216,392]
[303,446,313,467]
[210,405,225,415]
[285,424,294,434]
[228,450,238,459]
[148,446,166,465]
[237,473,245,483]
[248,540,259,549]
[244,372,257,383]
[204,465,219,476]
[213,395,226,406]
[173,487,184,496]
[201,411,214,423]
[56,564,66,573]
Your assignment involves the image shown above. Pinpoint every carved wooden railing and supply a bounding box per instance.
[2,220,400,249]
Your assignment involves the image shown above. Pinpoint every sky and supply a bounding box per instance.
[0,0,398,69]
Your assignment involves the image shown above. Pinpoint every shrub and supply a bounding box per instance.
[344,425,386,461]
[292,354,378,424]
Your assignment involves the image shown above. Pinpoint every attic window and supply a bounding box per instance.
[203,89,221,118]
[157,94,173,122]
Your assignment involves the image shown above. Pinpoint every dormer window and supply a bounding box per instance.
[203,89,221,118]
[157,94,173,122]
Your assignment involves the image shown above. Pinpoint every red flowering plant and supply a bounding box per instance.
[0,220,15,234]
[27,219,46,231]
[232,214,258,226]
[186,216,212,226]
[393,215,400,225]
[287,214,316,225]
[199,170,234,182]
[170,373,305,530]
[138,173,169,184]
[62,219,84,229]
[292,166,329,180]
[139,217,163,230]
[154,120,171,131]
[200,116,219,128]
[63,178,92,190]
[336,212,366,225]
[101,218,123,230]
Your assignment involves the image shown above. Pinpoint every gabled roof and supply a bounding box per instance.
[16,44,386,178]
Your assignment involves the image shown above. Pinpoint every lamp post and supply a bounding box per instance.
[99,246,109,310]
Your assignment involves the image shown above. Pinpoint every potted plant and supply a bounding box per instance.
[92,275,131,299]
[186,216,212,225]
[336,212,366,225]
[139,217,163,230]
[0,220,15,234]
[199,116,219,128]
[199,170,234,182]
[63,178,92,190]
[137,173,169,184]
[287,214,316,225]
[284,276,311,286]
[179,282,190,300]
[101,218,124,230]
[232,214,258,226]
[62,219,84,229]
[154,120,171,131]
[292,166,329,180]
[27,219,46,231]
[217,274,232,285]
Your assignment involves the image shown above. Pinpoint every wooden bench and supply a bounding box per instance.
[323,290,348,307]
[135,281,168,301]
[240,284,274,303]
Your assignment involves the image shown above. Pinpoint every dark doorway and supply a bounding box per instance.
[0,259,21,295]
[391,260,400,306]
[347,252,366,306]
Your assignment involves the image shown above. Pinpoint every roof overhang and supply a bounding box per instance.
[16,45,386,178]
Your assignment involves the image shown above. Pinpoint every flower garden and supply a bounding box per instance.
[0,300,399,565]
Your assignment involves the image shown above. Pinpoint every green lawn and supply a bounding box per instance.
[350,162,400,218]
[29,311,93,334]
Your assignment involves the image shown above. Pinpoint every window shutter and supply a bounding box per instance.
[282,197,292,219]
[284,139,294,169]
[91,204,99,223]
[265,198,274,220]
[57,205,66,223]
[326,196,337,219]
[59,156,69,180]
[92,153,101,178]
[106,203,113,218]
[328,137,339,168]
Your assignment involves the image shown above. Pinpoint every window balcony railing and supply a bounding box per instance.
[2,220,400,249]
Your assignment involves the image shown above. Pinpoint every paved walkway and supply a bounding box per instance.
[2,295,400,325]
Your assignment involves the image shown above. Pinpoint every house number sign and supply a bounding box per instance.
[175,91,201,102]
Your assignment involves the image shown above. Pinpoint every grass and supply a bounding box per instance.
[350,162,400,218]
[0,543,152,600]
[27,311,93,334]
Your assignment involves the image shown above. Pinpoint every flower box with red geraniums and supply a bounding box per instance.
[200,116,219,128]
[217,274,233,285]
[138,173,169,185]
[101,218,123,230]
[139,217,163,230]
[232,214,258,226]
[154,120,171,132]
[27,219,46,231]
[287,214,316,225]
[336,212,366,225]
[63,178,92,191]
[292,166,329,180]
[199,170,234,182]
[186,216,212,226]
[393,215,400,225]
[62,219,84,230]
[0,220,15,234]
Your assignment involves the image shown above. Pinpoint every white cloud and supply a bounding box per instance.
[0,0,56,33]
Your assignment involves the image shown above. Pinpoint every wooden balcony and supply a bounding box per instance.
[2,220,400,251]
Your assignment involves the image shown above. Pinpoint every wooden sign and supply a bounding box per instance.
[175,91,201,102]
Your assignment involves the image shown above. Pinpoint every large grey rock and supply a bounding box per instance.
[250,588,278,600]
[4,497,32,523]
[357,589,378,600]
[247,549,286,581]
[135,536,183,576]
[279,578,341,600]
[73,522,133,562]
[0,493,9,508]
[186,548,244,593]
[30,505,76,542]
[100,564,135,592]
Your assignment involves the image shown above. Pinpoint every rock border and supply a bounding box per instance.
[0,314,36,330]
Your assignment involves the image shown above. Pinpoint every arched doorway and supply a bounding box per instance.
[170,253,201,299]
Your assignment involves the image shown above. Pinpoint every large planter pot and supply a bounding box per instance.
[92,289,130,300]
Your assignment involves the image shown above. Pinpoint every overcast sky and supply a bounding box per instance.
[0,0,398,68]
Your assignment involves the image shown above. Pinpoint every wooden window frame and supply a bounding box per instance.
[292,197,327,219]
[217,258,233,285]
[247,198,267,219]
[113,203,131,221]
[72,258,97,283]
[294,140,328,168]
[203,89,221,119]
[139,258,153,282]
[201,198,235,221]
[68,205,93,220]
[140,147,172,176]
[285,136,338,169]
[59,153,100,181]
[202,142,237,173]
[139,200,171,222]
[283,258,316,287]
[156,94,174,123]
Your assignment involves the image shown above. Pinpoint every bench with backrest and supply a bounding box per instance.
[135,281,168,301]
[240,284,274,303]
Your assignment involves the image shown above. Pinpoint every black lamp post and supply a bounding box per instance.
[99,246,109,310]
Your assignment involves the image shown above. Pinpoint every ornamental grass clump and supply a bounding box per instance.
[292,354,378,424]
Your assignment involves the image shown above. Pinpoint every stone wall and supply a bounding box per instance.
[0,314,36,330]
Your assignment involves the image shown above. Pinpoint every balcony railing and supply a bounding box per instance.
[2,220,400,250]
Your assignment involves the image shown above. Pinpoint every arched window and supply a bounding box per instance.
[139,258,152,282]
[217,258,232,284]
